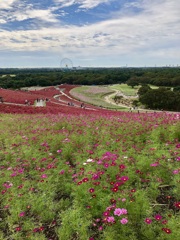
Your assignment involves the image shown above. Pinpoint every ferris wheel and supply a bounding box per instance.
[60,58,73,70]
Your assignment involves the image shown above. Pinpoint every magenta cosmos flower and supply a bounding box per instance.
[19,212,25,217]
[175,143,180,148]
[162,228,172,234]
[144,218,152,224]
[103,211,110,217]
[174,202,180,209]
[154,214,162,220]
[89,188,95,193]
[59,170,65,174]
[121,176,129,182]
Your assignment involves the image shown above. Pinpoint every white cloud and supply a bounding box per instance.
[0,1,60,25]
[0,0,179,66]
[54,0,111,9]
[0,0,17,9]
[0,19,6,24]
[12,9,59,23]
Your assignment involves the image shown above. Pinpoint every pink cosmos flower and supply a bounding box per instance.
[114,208,123,216]
[150,162,159,167]
[121,208,128,215]
[97,160,103,164]
[107,216,115,223]
[3,182,13,188]
[92,174,99,180]
[98,226,103,231]
[41,174,48,178]
[120,218,128,224]
[172,169,179,174]
[10,172,17,177]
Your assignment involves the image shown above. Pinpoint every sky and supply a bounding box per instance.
[0,0,179,68]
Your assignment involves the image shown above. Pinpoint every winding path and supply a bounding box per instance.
[104,90,130,108]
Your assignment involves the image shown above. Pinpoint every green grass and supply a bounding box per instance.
[70,86,127,110]
[109,84,139,96]
[149,85,160,89]
[1,74,16,78]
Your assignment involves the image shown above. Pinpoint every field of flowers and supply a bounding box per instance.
[0,110,179,240]
[0,85,104,114]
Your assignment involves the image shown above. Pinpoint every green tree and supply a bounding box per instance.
[138,85,151,96]
[126,77,139,88]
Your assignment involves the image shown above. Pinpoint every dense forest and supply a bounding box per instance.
[0,67,180,111]
[0,67,180,88]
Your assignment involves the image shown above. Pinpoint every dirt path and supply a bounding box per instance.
[54,88,98,111]
[103,91,154,112]
[104,90,130,109]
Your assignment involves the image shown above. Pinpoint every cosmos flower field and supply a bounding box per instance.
[0,111,179,240]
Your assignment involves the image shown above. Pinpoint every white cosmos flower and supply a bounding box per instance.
[86,158,94,162]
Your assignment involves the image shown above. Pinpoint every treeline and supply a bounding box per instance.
[137,85,180,111]
[0,67,179,89]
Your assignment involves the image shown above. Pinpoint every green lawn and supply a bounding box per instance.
[70,86,126,110]
[1,74,16,78]
[109,84,139,96]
